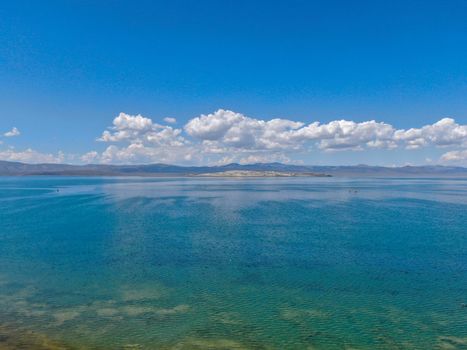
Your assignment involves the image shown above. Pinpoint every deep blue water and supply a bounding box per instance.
[0,177,466,349]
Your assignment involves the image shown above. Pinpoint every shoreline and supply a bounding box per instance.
[194,170,331,177]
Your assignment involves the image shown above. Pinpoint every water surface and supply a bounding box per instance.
[0,177,466,349]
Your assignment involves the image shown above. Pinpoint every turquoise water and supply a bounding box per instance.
[0,177,466,349]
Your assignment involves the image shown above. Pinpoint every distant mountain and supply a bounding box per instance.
[0,160,467,177]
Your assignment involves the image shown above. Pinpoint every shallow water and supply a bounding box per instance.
[0,176,466,349]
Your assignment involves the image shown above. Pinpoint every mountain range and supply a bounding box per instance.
[1,160,467,177]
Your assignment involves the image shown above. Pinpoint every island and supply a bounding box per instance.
[194,170,331,177]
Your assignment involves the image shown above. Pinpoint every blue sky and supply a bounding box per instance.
[0,0,466,165]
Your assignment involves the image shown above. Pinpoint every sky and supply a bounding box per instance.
[0,0,466,166]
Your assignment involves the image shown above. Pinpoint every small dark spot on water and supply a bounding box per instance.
[305,330,322,340]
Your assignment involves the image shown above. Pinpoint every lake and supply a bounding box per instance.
[0,177,466,349]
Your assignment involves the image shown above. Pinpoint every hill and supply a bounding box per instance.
[1,160,467,177]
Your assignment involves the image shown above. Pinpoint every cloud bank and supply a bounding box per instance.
[0,148,64,163]
[1,110,467,165]
[87,109,467,165]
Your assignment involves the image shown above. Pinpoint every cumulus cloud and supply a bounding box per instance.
[80,151,99,163]
[163,117,177,124]
[2,110,467,165]
[290,119,397,151]
[394,118,467,149]
[98,112,186,147]
[97,143,199,164]
[84,110,467,165]
[184,110,402,153]
[440,150,467,163]
[0,148,64,163]
[184,109,453,152]
[185,109,304,149]
[92,112,195,164]
[4,127,20,137]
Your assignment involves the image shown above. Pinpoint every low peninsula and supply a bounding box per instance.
[195,170,331,177]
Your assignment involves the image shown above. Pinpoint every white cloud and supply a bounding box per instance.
[92,112,195,164]
[294,120,396,151]
[187,110,398,152]
[0,148,64,163]
[85,110,467,165]
[186,110,467,153]
[185,110,250,141]
[440,150,467,163]
[80,151,99,163]
[185,109,305,150]
[1,110,467,166]
[98,143,200,164]
[98,112,186,147]
[163,117,177,124]
[394,118,467,149]
[4,127,21,137]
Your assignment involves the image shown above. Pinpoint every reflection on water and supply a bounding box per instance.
[0,177,466,349]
